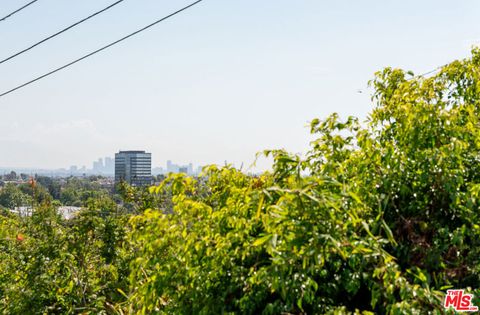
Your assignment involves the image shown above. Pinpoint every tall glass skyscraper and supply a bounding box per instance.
[115,150,152,186]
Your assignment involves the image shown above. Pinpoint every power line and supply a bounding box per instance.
[0,0,39,22]
[0,0,204,98]
[357,65,447,93]
[418,67,442,77]
[407,66,443,81]
[0,0,126,65]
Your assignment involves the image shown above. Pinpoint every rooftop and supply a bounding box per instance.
[117,150,148,154]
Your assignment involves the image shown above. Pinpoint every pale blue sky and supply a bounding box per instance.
[0,0,478,170]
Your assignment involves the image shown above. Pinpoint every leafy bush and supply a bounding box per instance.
[0,200,131,314]
[124,49,480,314]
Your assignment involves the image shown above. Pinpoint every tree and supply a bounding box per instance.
[0,184,32,209]
[35,176,61,200]
[18,182,51,205]
[4,171,17,181]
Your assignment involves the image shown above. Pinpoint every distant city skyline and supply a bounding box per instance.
[0,155,203,177]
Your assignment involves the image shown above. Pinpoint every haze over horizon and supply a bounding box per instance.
[1,0,479,171]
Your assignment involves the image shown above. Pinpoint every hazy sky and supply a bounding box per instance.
[0,0,479,170]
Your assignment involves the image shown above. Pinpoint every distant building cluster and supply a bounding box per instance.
[152,160,202,176]
[0,171,29,187]
[1,151,203,181]
[92,157,114,175]
[68,156,114,176]
[112,150,205,187]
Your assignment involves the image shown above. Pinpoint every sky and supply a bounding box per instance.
[0,0,479,171]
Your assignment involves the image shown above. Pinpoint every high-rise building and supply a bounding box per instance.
[115,151,152,186]
[167,160,176,173]
[104,157,114,174]
[93,158,104,173]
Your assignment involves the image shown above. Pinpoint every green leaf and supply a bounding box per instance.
[252,234,272,247]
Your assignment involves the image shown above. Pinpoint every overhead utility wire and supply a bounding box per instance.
[0,0,39,22]
[0,0,204,98]
[418,67,442,77]
[406,66,443,81]
[0,0,126,65]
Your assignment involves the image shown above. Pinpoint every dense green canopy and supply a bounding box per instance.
[2,50,480,314]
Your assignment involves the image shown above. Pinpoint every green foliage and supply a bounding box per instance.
[124,50,480,314]
[0,198,130,314]
[59,177,112,207]
[126,166,441,314]
[3,50,480,314]
[118,180,174,214]
[0,183,32,209]
[18,182,52,205]
[35,176,62,200]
